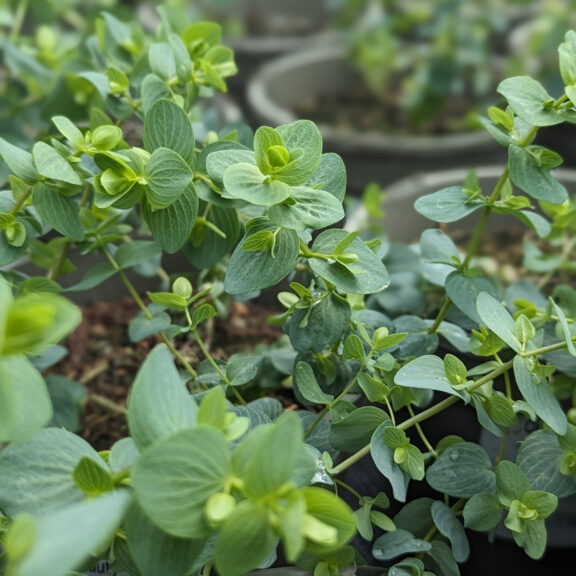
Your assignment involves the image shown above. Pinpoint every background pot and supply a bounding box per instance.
[346,164,576,243]
[247,45,507,197]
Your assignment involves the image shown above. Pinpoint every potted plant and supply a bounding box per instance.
[1,3,576,576]
[245,0,539,195]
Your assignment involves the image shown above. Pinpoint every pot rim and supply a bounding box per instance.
[247,44,500,156]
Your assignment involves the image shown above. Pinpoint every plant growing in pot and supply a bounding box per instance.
[2,5,576,576]
[246,0,536,195]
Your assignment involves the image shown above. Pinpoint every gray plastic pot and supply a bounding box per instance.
[247,45,507,196]
[345,164,576,243]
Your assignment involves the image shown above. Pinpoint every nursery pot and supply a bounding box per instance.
[345,164,576,243]
[246,45,507,197]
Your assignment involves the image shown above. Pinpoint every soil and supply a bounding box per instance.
[51,296,285,452]
[294,83,487,137]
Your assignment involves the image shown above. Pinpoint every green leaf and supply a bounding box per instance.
[3,292,81,356]
[213,500,278,576]
[0,428,107,516]
[517,430,576,497]
[141,73,171,113]
[226,353,263,387]
[508,144,568,204]
[288,292,351,354]
[115,240,162,269]
[127,344,198,450]
[414,186,484,223]
[476,292,522,353]
[52,116,85,149]
[496,460,531,505]
[143,183,198,253]
[550,298,576,357]
[128,309,171,342]
[294,361,334,404]
[331,406,390,452]
[223,162,292,206]
[190,303,217,331]
[343,333,366,363]
[513,356,567,435]
[32,183,84,242]
[275,120,323,185]
[145,147,193,209]
[426,443,496,498]
[463,493,502,531]
[0,138,38,184]
[431,501,469,562]
[143,99,195,164]
[309,229,390,294]
[32,142,82,186]
[443,353,468,385]
[65,261,116,292]
[268,186,345,231]
[371,422,409,502]
[233,412,304,498]
[148,291,189,309]
[125,502,210,576]
[0,356,52,443]
[184,203,240,269]
[132,426,231,538]
[72,456,115,496]
[420,229,461,265]
[514,314,536,344]
[372,529,432,561]
[394,355,467,398]
[225,221,299,295]
[46,375,85,432]
[9,490,131,576]
[497,77,565,126]
[560,30,576,87]
[306,153,347,202]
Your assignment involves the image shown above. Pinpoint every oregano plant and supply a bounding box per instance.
[1,4,576,576]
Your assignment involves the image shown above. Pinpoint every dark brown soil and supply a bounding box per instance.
[294,83,486,136]
[52,297,285,451]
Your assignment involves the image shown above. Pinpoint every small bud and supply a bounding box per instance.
[205,492,236,527]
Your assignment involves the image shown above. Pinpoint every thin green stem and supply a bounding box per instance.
[9,187,32,215]
[192,330,247,406]
[333,478,363,502]
[303,373,360,439]
[331,359,514,475]
[103,248,198,379]
[47,240,70,281]
[10,0,29,42]
[407,405,438,458]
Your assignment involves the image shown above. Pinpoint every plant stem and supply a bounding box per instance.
[303,373,360,439]
[10,0,29,42]
[407,405,437,458]
[88,393,127,415]
[331,359,514,475]
[9,187,32,215]
[103,248,198,379]
[192,330,247,405]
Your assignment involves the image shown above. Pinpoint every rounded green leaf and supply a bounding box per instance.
[372,528,432,561]
[426,443,496,498]
[213,500,278,576]
[223,162,292,206]
[143,183,198,253]
[12,490,131,576]
[0,427,107,516]
[143,99,195,163]
[414,186,484,223]
[32,183,84,242]
[145,147,193,209]
[268,186,345,231]
[309,229,390,295]
[224,221,299,295]
[0,356,52,444]
[127,344,199,451]
[132,426,231,538]
[300,486,357,555]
